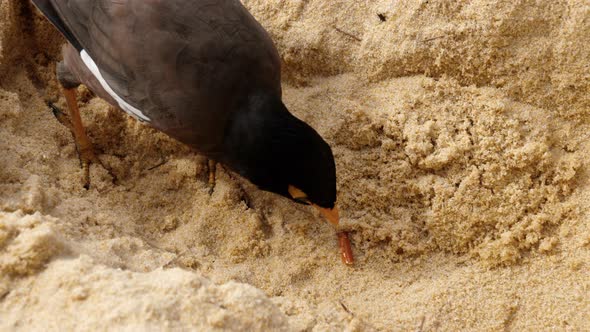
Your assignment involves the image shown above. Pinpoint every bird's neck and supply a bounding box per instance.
[220,92,292,190]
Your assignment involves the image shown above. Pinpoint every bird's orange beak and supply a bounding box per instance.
[313,204,339,226]
[288,185,353,265]
[288,185,340,225]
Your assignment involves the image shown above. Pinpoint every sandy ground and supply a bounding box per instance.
[1,0,589,330]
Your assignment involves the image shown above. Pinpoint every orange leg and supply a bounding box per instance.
[62,87,115,189]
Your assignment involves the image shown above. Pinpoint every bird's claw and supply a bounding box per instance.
[78,145,117,189]
[48,100,116,189]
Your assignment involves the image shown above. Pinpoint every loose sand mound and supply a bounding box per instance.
[1,0,589,330]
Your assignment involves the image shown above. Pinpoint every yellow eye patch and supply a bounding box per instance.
[288,185,307,199]
[288,185,311,204]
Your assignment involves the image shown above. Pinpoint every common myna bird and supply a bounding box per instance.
[31,0,353,265]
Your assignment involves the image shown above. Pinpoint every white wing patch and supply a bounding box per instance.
[80,50,150,122]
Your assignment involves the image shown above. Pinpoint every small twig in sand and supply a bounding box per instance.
[147,158,167,170]
[340,300,354,316]
[162,249,186,268]
[422,35,445,43]
[416,315,426,332]
[333,26,362,42]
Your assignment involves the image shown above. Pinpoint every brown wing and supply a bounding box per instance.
[33,0,282,154]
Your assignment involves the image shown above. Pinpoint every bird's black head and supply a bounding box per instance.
[222,92,338,223]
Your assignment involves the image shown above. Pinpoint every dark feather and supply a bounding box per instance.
[31,0,282,156]
[30,0,83,50]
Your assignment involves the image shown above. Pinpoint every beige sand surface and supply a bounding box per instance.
[1,0,589,330]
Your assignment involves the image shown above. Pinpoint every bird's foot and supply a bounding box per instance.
[48,100,116,189]
[77,144,117,190]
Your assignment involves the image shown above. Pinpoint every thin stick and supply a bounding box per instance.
[147,159,167,170]
[333,26,362,42]
[340,300,354,315]
[422,36,444,43]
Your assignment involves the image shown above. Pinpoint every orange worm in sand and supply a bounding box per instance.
[338,232,354,265]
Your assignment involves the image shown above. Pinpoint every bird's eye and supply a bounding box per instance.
[293,196,311,205]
